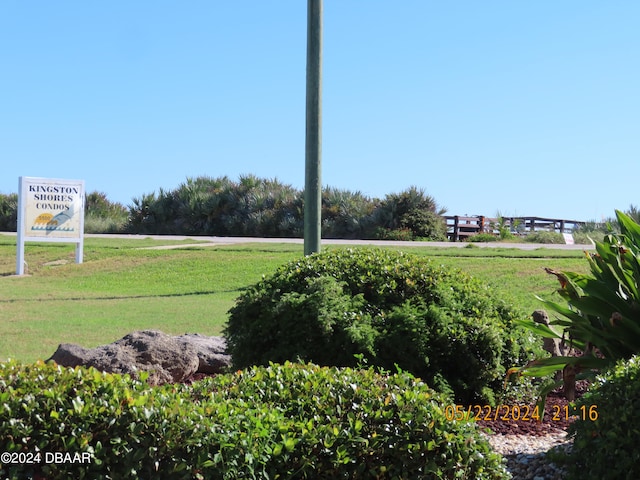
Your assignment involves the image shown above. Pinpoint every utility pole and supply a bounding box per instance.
[304,0,322,255]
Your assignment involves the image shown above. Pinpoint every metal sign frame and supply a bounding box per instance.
[16,176,85,275]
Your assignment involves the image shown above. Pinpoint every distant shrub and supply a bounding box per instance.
[466,233,498,243]
[85,191,127,218]
[524,231,565,244]
[0,360,509,480]
[565,356,640,479]
[83,191,128,233]
[372,227,415,241]
[367,186,447,241]
[84,214,128,234]
[226,248,538,404]
[571,231,604,244]
[321,187,375,239]
[0,193,17,232]
[571,220,609,244]
[399,209,447,240]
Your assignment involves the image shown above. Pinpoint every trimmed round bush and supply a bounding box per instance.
[0,360,509,480]
[226,248,537,404]
[566,356,640,479]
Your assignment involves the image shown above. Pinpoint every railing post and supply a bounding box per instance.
[453,216,460,242]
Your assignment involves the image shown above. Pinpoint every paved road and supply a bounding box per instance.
[83,233,594,251]
[0,231,594,250]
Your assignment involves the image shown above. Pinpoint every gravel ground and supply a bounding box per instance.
[485,430,571,479]
[478,385,589,480]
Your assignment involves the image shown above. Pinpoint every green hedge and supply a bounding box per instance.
[0,360,509,479]
[0,193,17,232]
[226,248,538,405]
[565,356,640,479]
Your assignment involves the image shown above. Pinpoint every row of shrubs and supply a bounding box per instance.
[0,360,509,480]
[0,175,449,240]
[467,231,576,244]
[7,356,638,480]
[466,221,627,245]
[3,174,628,241]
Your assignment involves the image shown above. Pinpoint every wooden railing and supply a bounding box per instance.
[444,215,584,242]
[445,216,486,242]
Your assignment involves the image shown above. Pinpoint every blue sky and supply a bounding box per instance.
[2,2,638,222]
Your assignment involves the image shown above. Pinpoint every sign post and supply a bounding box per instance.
[16,177,85,275]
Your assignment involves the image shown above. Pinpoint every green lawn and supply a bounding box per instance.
[0,234,590,363]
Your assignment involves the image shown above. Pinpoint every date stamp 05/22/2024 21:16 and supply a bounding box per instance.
[445,404,599,423]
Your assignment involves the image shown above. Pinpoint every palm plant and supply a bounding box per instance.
[626,204,640,224]
[213,175,300,237]
[370,186,446,240]
[511,210,640,405]
[83,191,128,233]
[127,192,158,233]
[321,187,375,239]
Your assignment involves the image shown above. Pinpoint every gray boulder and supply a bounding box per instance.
[47,330,231,384]
[176,333,230,374]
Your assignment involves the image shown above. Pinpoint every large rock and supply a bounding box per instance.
[47,330,231,384]
[176,333,230,374]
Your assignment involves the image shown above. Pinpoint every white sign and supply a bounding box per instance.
[562,233,575,245]
[16,177,85,274]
